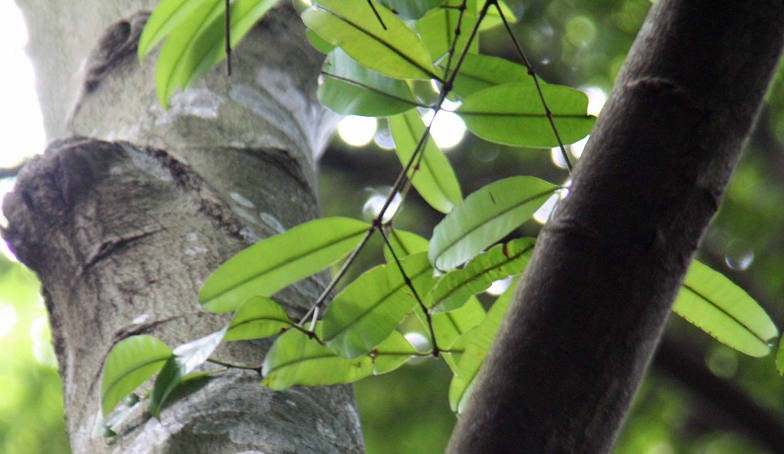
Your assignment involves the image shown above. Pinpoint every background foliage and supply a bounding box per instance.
[3,0,784,452]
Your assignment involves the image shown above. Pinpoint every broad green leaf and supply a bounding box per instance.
[383,228,430,264]
[101,335,172,416]
[138,0,212,59]
[156,0,280,106]
[443,53,531,98]
[458,82,596,148]
[479,0,516,31]
[303,0,437,80]
[673,260,778,357]
[261,329,416,389]
[200,217,370,313]
[319,48,419,116]
[449,277,518,412]
[416,3,478,68]
[389,110,463,213]
[224,296,292,341]
[322,252,436,358]
[380,0,444,19]
[429,176,556,271]
[306,28,336,54]
[430,237,534,311]
[150,328,227,417]
[434,296,485,371]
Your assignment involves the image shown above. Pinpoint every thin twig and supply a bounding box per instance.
[225,0,232,76]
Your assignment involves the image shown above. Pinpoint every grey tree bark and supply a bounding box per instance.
[3,2,362,453]
[449,1,784,453]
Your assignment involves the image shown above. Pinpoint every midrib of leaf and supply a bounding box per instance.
[433,242,533,305]
[321,71,423,107]
[204,228,367,302]
[266,351,359,373]
[679,284,769,344]
[316,4,440,81]
[434,188,555,263]
[458,111,590,119]
[230,317,292,330]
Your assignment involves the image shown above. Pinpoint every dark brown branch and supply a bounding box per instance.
[448,1,784,452]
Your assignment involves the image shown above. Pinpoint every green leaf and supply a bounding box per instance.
[433,296,485,371]
[150,328,227,417]
[200,217,370,313]
[303,0,437,80]
[430,237,534,311]
[138,0,213,60]
[322,252,436,358]
[224,296,293,341]
[101,335,172,416]
[261,329,416,389]
[673,260,778,357]
[319,48,419,116]
[155,0,280,106]
[389,110,463,213]
[458,82,596,148]
[429,176,556,271]
[479,0,516,31]
[416,3,478,67]
[383,228,430,264]
[380,0,444,19]
[443,53,531,98]
[449,277,518,412]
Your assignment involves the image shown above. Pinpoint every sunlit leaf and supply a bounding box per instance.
[458,82,595,148]
[430,237,534,311]
[155,0,280,106]
[429,176,556,271]
[449,277,518,412]
[319,48,419,116]
[225,296,293,341]
[261,329,416,389]
[416,2,478,68]
[200,217,370,313]
[383,228,429,264]
[150,328,227,417]
[303,0,437,80]
[389,110,463,213]
[443,53,531,98]
[138,0,212,59]
[322,252,436,358]
[101,335,172,416]
[673,260,778,357]
[433,296,485,371]
[479,0,517,31]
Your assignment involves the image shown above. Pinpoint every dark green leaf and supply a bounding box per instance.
[673,260,778,357]
[479,0,516,31]
[224,296,293,341]
[322,252,436,358]
[430,237,534,311]
[429,176,556,271]
[416,2,478,67]
[443,53,531,98]
[389,110,463,213]
[319,48,419,116]
[303,0,437,80]
[200,217,370,313]
[458,82,595,148]
[101,335,172,416]
[380,0,444,19]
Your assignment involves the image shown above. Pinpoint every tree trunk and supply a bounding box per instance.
[4,2,363,453]
[449,1,784,453]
